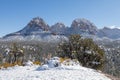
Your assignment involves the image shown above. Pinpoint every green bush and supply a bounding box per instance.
[57,34,105,70]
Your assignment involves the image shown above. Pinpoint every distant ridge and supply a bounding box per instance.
[2,17,120,42]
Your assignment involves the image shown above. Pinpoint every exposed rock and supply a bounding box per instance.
[19,17,49,35]
[50,22,66,35]
[71,18,98,35]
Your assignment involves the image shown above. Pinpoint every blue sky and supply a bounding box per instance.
[0,0,120,37]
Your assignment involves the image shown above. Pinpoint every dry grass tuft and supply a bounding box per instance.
[33,61,41,65]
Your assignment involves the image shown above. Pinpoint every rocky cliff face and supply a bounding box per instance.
[19,17,49,35]
[50,22,66,35]
[70,18,98,35]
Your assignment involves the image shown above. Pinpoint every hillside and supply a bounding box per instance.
[0,57,112,80]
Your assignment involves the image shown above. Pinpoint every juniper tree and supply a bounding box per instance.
[57,34,105,70]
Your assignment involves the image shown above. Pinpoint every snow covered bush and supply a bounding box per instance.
[47,57,61,68]
[57,34,105,70]
[38,57,61,70]
[38,57,81,70]
[23,60,34,66]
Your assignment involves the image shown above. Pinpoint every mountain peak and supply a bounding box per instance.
[50,22,66,35]
[71,18,97,35]
[13,17,50,35]
[73,18,90,23]
[71,18,96,28]
[52,22,66,28]
[27,17,49,31]
[31,17,45,24]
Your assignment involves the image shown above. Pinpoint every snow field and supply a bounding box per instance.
[0,57,111,80]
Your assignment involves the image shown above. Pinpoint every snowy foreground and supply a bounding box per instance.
[0,57,111,80]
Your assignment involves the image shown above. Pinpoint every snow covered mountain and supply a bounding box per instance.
[97,27,120,39]
[50,22,67,35]
[70,18,98,35]
[3,17,68,42]
[19,17,49,35]
[4,17,49,37]
[2,17,120,41]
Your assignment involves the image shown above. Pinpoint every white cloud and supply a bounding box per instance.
[109,25,120,29]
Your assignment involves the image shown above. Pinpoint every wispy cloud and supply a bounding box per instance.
[109,25,120,29]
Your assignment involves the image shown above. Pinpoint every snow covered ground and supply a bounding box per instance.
[0,57,111,80]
